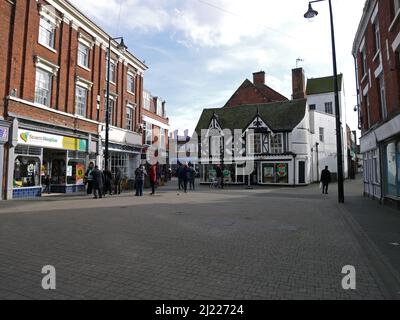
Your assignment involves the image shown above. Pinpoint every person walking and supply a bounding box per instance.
[134,165,147,196]
[85,162,95,195]
[216,164,224,189]
[176,162,183,190]
[189,163,197,190]
[320,166,331,195]
[103,168,113,196]
[114,167,122,195]
[180,162,190,193]
[43,174,51,194]
[92,165,104,199]
[149,164,157,195]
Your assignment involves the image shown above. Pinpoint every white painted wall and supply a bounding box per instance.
[307,83,349,181]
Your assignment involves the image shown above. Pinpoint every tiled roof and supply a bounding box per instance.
[195,99,307,135]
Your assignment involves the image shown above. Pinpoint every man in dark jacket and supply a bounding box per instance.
[176,162,183,190]
[103,169,113,196]
[92,165,104,199]
[180,163,189,193]
[216,164,224,189]
[114,167,122,195]
[135,165,147,196]
[320,166,331,194]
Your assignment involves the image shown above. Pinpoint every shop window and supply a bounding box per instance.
[13,156,41,188]
[67,159,86,185]
[386,143,397,196]
[261,163,289,184]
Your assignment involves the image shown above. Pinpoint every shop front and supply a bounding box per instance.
[384,137,400,205]
[200,163,245,184]
[0,122,10,200]
[12,129,89,198]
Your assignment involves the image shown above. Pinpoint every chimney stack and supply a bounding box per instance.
[253,71,265,86]
[292,68,306,100]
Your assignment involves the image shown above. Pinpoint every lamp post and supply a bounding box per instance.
[304,0,345,203]
[105,36,127,170]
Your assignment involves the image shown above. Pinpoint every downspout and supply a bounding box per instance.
[293,154,297,187]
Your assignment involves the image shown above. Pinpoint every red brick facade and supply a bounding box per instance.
[1,0,147,134]
[354,0,400,132]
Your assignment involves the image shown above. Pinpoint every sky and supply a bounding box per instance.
[70,0,366,137]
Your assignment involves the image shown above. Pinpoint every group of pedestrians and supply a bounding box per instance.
[176,162,197,193]
[84,162,123,199]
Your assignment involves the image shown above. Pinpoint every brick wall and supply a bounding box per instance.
[356,0,400,133]
[1,0,145,134]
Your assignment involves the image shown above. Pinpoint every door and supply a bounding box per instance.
[299,161,305,184]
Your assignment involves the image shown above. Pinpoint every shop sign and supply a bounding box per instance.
[0,126,8,142]
[276,163,287,177]
[18,129,87,151]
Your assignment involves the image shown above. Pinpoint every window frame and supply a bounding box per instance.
[38,17,56,50]
[77,42,90,69]
[75,85,88,118]
[126,105,134,131]
[34,68,52,107]
[324,102,333,115]
[127,73,135,94]
[319,127,325,143]
[270,133,283,154]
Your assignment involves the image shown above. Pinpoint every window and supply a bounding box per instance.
[309,104,316,110]
[34,68,52,107]
[361,48,367,76]
[156,100,163,116]
[325,102,333,114]
[38,17,55,49]
[144,122,152,145]
[13,156,41,188]
[319,127,324,142]
[77,43,89,68]
[270,133,283,154]
[261,163,289,184]
[126,106,134,131]
[160,128,165,149]
[378,76,387,119]
[127,73,135,93]
[66,159,85,185]
[143,91,151,110]
[106,56,116,83]
[247,133,262,154]
[394,0,400,17]
[386,143,397,196]
[75,85,87,117]
[364,94,371,129]
[373,22,381,54]
[108,99,115,125]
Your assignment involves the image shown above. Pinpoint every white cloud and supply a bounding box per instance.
[70,0,366,134]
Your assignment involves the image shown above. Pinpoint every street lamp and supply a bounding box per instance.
[105,36,127,170]
[304,0,345,203]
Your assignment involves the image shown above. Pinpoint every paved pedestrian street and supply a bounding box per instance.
[0,178,399,300]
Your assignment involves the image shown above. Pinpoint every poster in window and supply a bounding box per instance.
[67,166,73,177]
[76,163,85,185]
[264,166,274,177]
[276,163,287,177]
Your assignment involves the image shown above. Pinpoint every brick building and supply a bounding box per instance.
[352,0,400,208]
[142,89,170,177]
[0,0,147,199]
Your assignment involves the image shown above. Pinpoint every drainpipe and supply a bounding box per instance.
[293,154,297,187]
[316,142,320,182]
